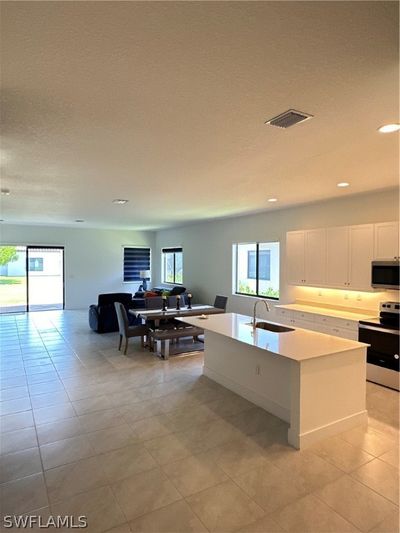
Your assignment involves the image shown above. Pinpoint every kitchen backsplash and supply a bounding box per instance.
[292,285,399,313]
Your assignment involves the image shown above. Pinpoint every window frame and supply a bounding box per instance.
[234,242,280,300]
[122,246,151,284]
[161,247,183,285]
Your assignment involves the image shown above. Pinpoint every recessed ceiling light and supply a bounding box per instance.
[268,198,278,202]
[337,182,350,188]
[378,123,400,133]
[112,199,129,205]
[1,189,10,195]
[75,219,85,223]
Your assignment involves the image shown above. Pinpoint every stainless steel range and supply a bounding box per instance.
[359,302,399,391]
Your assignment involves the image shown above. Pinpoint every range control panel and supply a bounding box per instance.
[380,301,400,313]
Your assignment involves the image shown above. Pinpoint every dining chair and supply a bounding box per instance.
[114,302,148,355]
[214,295,228,311]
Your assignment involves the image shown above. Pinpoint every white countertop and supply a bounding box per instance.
[275,303,377,321]
[177,312,368,362]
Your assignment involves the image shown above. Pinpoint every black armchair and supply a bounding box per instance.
[89,293,139,333]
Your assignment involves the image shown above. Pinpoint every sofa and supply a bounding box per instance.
[89,293,140,333]
[133,286,188,308]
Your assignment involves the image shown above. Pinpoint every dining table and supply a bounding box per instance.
[129,304,225,328]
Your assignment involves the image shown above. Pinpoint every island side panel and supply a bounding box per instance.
[288,347,368,449]
[203,330,291,423]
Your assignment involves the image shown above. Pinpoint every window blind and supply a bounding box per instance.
[123,247,151,282]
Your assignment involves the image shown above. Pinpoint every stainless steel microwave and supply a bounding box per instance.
[371,260,400,290]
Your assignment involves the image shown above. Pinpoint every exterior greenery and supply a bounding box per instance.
[238,281,279,299]
[0,246,18,267]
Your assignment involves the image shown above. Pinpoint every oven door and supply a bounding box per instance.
[358,324,399,372]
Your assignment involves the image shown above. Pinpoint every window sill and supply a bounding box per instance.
[234,292,280,302]
[162,282,183,286]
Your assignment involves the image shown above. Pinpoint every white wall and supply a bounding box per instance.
[154,189,399,315]
[0,225,156,309]
[1,189,398,313]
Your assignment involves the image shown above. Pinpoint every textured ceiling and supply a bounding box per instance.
[1,1,399,229]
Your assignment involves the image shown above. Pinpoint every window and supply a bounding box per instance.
[162,247,183,284]
[28,257,44,272]
[123,247,151,282]
[234,242,280,299]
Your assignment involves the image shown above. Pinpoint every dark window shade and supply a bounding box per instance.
[161,247,182,254]
[124,247,151,282]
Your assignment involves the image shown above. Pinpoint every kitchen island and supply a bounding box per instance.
[177,312,368,449]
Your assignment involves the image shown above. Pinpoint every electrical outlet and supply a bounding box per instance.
[255,365,261,375]
[344,293,349,300]
[357,294,362,301]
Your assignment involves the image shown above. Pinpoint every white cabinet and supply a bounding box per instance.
[305,229,326,286]
[326,224,374,290]
[374,222,399,259]
[286,229,326,285]
[287,221,397,291]
[286,231,305,284]
[326,226,349,288]
[348,224,374,290]
[276,307,360,341]
[275,307,292,325]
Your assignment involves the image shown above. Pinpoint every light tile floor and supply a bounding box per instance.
[0,310,398,533]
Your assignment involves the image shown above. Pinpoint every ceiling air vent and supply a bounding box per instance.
[265,109,313,128]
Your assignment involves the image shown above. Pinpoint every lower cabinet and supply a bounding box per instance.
[275,308,359,341]
[317,325,358,340]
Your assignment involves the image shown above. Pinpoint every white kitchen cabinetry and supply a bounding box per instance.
[286,231,305,285]
[305,229,326,286]
[326,226,349,288]
[348,224,374,290]
[274,307,359,341]
[374,222,399,260]
[286,229,326,286]
[287,222,379,291]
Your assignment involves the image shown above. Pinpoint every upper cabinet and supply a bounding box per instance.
[287,221,398,291]
[326,226,349,288]
[286,229,326,286]
[374,222,399,260]
[286,231,305,285]
[348,224,374,290]
[304,229,326,286]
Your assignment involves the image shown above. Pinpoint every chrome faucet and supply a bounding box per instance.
[252,299,271,328]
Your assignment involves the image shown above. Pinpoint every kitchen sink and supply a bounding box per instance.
[247,321,295,333]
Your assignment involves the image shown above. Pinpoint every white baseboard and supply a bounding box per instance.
[204,366,290,423]
[288,410,368,449]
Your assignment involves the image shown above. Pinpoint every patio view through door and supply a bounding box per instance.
[0,245,27,313]
[0,245,64,313]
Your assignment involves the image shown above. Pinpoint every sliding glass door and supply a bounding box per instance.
[0,245,27,313]
[0,245,64,313]
[27,247,64,311]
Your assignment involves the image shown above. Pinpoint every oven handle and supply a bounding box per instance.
[359,324,400,335]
